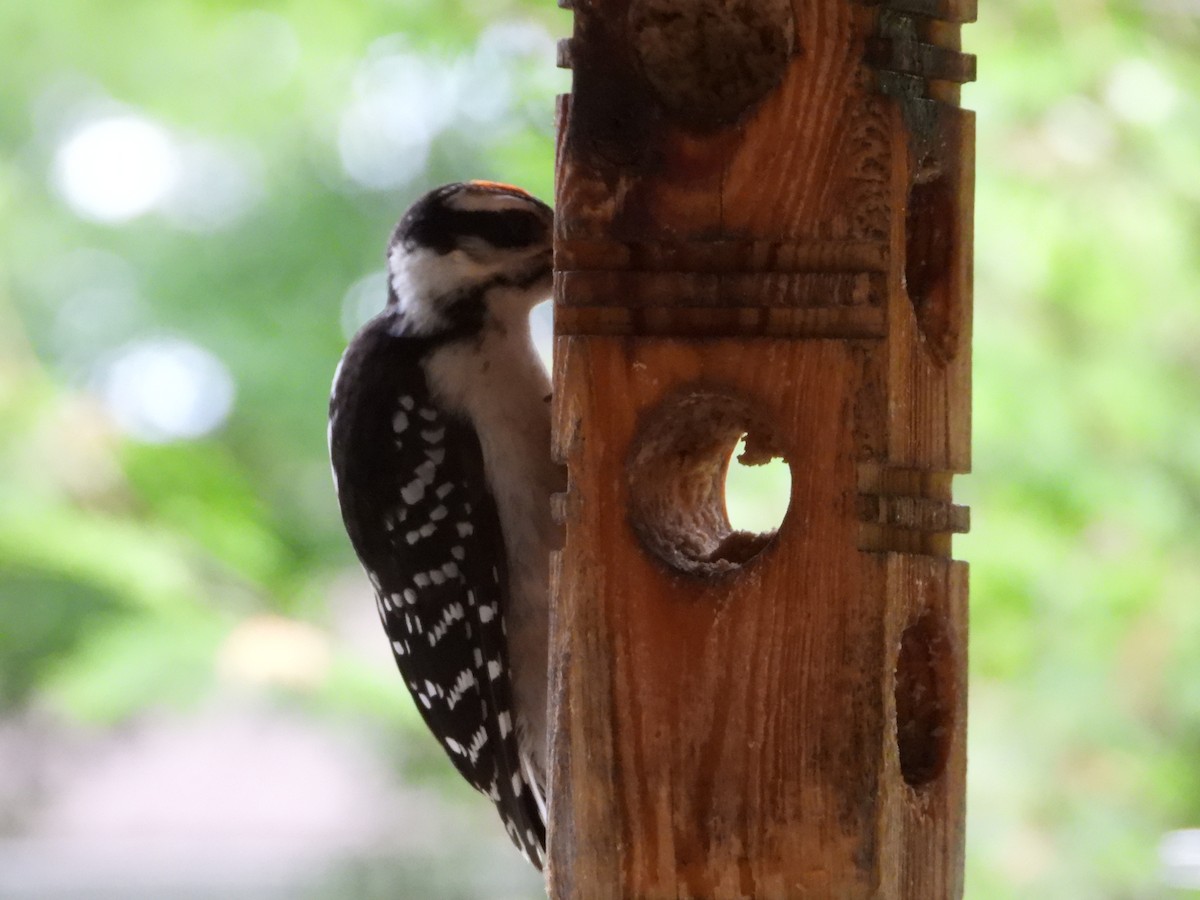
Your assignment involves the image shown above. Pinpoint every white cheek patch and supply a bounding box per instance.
[389,244,497,334]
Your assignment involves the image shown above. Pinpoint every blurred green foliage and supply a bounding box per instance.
[0,0,1198,897]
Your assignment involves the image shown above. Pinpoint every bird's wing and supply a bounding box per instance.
[329,318,546,867]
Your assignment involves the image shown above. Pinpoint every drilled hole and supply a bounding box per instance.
[894,610,955,787]
[904,174,960,364]
[629,0,794,129]
[627,390,791,575]
[724,436,791,535]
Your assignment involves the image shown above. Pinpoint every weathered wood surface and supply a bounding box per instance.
[548,0,974,896]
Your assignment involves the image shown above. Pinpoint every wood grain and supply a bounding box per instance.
[549,0,973,894]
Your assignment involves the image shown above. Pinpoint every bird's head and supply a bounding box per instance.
[386,181,553,337]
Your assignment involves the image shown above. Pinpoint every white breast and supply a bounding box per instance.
[424,302,562,779]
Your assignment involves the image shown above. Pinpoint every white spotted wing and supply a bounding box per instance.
[328,311,545,867]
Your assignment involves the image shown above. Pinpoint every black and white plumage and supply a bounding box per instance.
[328,181,560,869]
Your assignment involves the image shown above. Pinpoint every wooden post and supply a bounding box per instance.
[548,0,974,896]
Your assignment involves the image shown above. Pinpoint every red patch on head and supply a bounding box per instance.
[469,180,528,196]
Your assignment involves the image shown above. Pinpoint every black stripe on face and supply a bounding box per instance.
[455,208,547,249]
[397,186,550,255]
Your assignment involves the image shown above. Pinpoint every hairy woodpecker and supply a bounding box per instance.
[328,181,560,868]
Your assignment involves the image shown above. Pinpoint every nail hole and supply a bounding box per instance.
[627,390,791,576]
[894,609,955,788]
[904,173,960,364]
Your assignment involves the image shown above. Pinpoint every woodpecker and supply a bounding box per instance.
[328,181,560,868]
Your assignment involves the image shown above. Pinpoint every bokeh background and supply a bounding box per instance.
[1,1,1198,897]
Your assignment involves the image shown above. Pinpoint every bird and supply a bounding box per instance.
[327,181,560,869]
